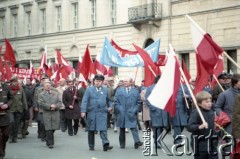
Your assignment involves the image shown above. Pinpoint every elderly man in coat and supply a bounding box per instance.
[114,77,143,149]
[145,75,170,148]
[38,79,61,149]
[81,74,113,151]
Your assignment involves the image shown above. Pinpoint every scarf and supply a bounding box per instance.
[9,83,20,95]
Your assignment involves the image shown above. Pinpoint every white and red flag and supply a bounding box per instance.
[94,53,108,75]
[147,45,181,117]
[186,15,224,94]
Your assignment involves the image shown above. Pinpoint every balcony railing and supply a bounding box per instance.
[128,3,162,22]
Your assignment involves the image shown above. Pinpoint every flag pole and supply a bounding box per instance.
[180,82,190,109]
[212,74,224,92]
[169,44,207,125]
[133,67,139,82]
[179,66,207,125]
[223,51,240,69]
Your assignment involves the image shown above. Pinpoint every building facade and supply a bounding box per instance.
[0,0,239,84]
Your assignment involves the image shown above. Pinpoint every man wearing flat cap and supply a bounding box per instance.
[8,76,28,143]
[81,74,113,151]
[212,72,231,103]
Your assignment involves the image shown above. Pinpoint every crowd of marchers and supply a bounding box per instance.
[0,72,240,159]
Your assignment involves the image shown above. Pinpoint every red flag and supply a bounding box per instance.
[53,55,59,72]
[46,60,53,78]
[80,45,93,81]
[156,55,167,66]
[0,57,4,74]
[147,45,181,117]
[107,67,113,77]
[182,59,191,83]
[187,15,223,74]
[4,39,16,67]
[4,60,12,81]
[94,60,107,75]
[193,54,211,95]
[133,44,160,87]
[210,55,224,89]
[56,50,73,75]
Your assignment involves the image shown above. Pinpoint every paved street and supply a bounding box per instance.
[5,123,194,159]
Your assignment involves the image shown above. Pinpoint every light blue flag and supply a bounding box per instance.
[100,38,160,67]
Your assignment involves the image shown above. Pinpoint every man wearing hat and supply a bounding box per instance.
[8,76,28,143]
[81,74,113,151]
[212,72,231,103]
[0,72,13,158]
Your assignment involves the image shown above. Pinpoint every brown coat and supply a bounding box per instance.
[232,94,240,139]
[140,89,150,121]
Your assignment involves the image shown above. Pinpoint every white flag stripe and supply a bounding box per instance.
[147,49,176,109]
[186,15,206,50]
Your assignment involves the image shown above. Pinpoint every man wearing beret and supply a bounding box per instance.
[0,72,13,159]
[81,74,113,151]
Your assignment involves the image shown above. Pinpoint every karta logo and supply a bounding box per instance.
[142,128,236,157]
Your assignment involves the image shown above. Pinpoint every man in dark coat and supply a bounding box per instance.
[114,77,143,149]
[0,72,13,159]
[81,74,113,151]
[62,80,81,136]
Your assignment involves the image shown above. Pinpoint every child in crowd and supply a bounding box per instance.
[187,91,218,159]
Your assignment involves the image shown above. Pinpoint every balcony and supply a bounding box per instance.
[128,3,162,29]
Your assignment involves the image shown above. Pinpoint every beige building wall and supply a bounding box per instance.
[0,0,239,84]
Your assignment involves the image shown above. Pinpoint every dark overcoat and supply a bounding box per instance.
[62,87,81,120]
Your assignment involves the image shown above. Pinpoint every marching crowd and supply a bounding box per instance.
[0,71,240,159]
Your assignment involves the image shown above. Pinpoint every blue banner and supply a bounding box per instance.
[100,38,160,67]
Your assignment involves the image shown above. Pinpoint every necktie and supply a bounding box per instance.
[127,88,129,94]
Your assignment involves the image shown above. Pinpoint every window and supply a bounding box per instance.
[181,53,190,71]
[41,9,46,33]
[0,17,5,38]
[13,15,18,37]
[26,12,31,35]
[56,6,62,31]
[110,0,116,24]
[72,3,78,29]
[91,0,96,27]
[227,50,237,73]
